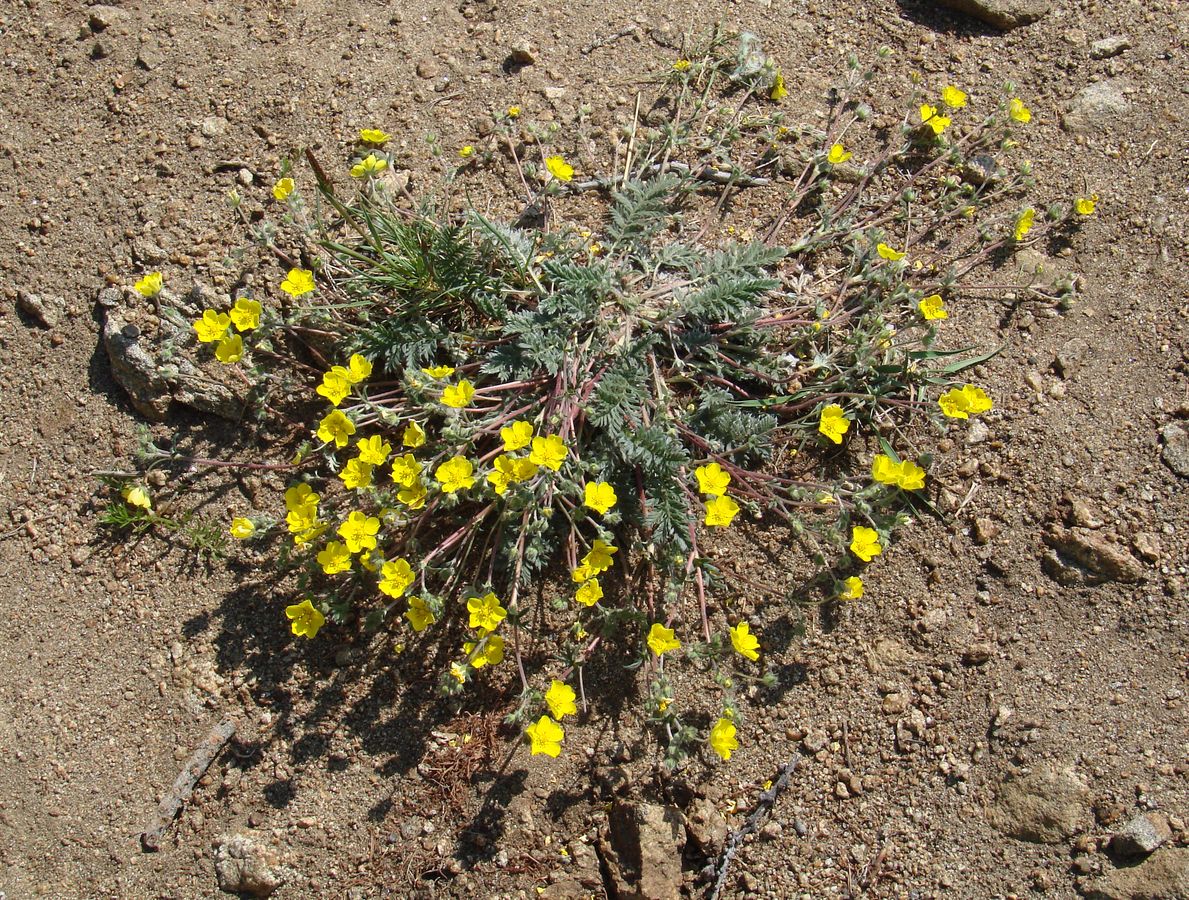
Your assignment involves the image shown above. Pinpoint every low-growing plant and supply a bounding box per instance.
[113,31,1093,767]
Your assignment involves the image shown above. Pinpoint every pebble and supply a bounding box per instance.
[801,729,828,755]
[1089,35,1130,59]
[415,58,440,79]
[1111,812,1171,858]
[1159,423,1189,477]
[509,40,537,64]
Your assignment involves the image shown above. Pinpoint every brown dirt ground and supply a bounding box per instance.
[0,0,1186,898]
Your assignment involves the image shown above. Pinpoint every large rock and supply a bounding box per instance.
[1062,81,1133,134]
[1111,812,1172,859]
[1082,848,1189,900]
[1043,526,1145,584]
[213,833,284,897]
[1160,423,1189,477]
[103,310,172,421]
[930,0,1049,29]
[601,801,685,900]
[987,764,1090,843]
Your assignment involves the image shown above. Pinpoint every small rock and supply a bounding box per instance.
[1160,423,1189,477]
[683,798,727,856]
[793,819,809,837]
[509,40,537,65]
[16,291,60,328]
[1054,337,1091,378]
[966,419,990,445]
[1043,526,1144,584]
[801,729,828,755]
[543,85,567,101]
[1111,812,1171,858]
[415,58,440,79]
[895,708,928,752]
[1062,80,1132,134]
[962,642,994,666]
[1089,35,1130,59]
[987,764,1090,843]
[88,5,128,32]
[602,801,684,900]
[1067,497,1104,529]
[213,834,283,897]
[881,692,909,715]
[1082,848,1189,900]
[137,39,164,70]
[972,517,1000,545]
[201,116,229,138]
[1132,532,1162,563]
[759,821,782,841]
[930,0,1049,30]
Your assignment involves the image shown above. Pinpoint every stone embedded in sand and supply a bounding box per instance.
[930,0,1050,30]
[1062,80,1133,134]
[987,764,1090,843]
[213,834,284,897]
[1111,812,1172,859]
[1082,848,1189,900]
[601,801,685,900]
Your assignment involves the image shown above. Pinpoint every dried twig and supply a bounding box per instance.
[706,755,799,900]
[581,24,639,56]
[140,719,237,851]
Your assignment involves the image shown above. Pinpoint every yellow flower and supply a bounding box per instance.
[350,153,388,178]
[919,104,951,135]
[582,539,617,574]
[215,334,244,364]
[230,297,262,332]
[827,143,852,164]
[272,177,295,201]
[397,482,427,509]
[941,85,967,109]
[193,309,231,343]
[918,294,948,320]
[422,364,455,379]
[770,71,788,101]
[657,697,672,714]
[466,633,505,668]
[512,458,539,482]
[390,453,423,487]
[729,622,760,662]
[317,409,356,448]
[345,354,373,383]
[695,462,731,497]
[356,435,392,466]
[435,456,475,493]
[839,576,864,601]
[459,145,475,159]
[486,454,516,495]
[876,242,906,261]
[526,715,564,757]
[122,484,152,511]
[359,128,391,145]
[441,379,476,409]
[528,434,568,471]
[379,557,416,599]
[705,494,740,528]
[850,526,883,562]
[571,564,594,584]
[285,599,325,639]
[229,517,255,539]
[709,717,738,761]
[583,481,617,515]
[818,404,851,444]
[316,368,352,406]
[339,458,374,491]
[280,268,315,297]
[871,454,925,490]
[938,384,993,419]
[284,483,319,513]
[544,156,573,182]
[672,59,691,72]
[1075,195,1098,216]
[467,592,507,631]
[545,680,578,719]
[134,272,163,298]
[647,623,680,656]
[316,541,352,575]
[500,419,534,451]
[450,663,468,684]
[506,105,521,118]
[575,578,603,607]
[402,421,426,448]
[1013,207,1035,242]
[405,596,435,632]
[337,511,379,554]
[1008,97,1031,123]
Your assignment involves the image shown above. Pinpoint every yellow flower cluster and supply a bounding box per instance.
[871,454,926,491]
[694,462,740,527]
[938,383,993,419]
[192,296,262,364]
